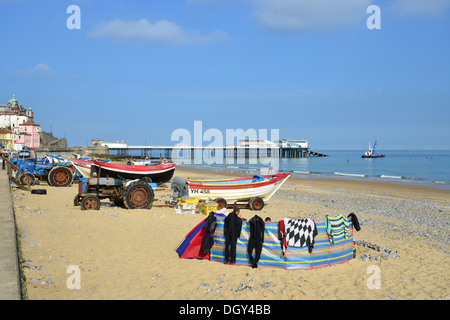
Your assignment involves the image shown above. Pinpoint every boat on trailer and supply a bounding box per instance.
[90,160,176,183]
[184,173,290,210]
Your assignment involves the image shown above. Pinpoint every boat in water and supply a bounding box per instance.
[361,140,385,158]
[173,173,290,210]
[90,160,176,183]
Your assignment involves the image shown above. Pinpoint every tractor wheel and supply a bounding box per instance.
[48,166,74,187]
[215,198,227,210]
[19,172,36,186]
[67,164,76,174]
[80,195,101,210]
[249,197,264,211]
[123,181,154,209]
[74,194,82,206]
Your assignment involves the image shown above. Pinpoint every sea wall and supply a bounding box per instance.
[35,146,109,159]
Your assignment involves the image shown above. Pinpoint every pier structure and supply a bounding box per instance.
[107,145,328,160]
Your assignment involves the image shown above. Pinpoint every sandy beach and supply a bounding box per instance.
[11,166,450,300]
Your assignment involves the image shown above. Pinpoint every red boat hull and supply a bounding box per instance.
[91,161,176,183]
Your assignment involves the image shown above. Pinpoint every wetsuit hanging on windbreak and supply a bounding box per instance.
[248,215,265,268]
[224,211,242,264]
[201,212,217,254]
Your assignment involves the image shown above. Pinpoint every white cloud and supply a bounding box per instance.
[88,18,227,45]
[390,0,450,17]
[12,63,57,77]
[252,0,373,31]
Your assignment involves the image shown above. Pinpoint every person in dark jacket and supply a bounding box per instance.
[223,206,242,264]
[248,215,265,268]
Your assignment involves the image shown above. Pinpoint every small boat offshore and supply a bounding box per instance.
[361,140,385,158]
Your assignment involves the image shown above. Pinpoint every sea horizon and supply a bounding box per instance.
[120,148,450,190]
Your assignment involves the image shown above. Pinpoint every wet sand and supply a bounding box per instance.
[11,166,450,300]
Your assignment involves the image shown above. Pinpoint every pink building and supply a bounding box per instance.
[14,120,41,149]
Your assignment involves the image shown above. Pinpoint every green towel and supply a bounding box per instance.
[325,214,350,244]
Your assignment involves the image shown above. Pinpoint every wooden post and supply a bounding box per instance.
[1,155,31,191]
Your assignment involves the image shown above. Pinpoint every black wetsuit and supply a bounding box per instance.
[201,212,217,254]
[248,215,265,268]
[224,212,242,263]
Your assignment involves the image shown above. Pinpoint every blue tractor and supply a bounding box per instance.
[12,158,75,187]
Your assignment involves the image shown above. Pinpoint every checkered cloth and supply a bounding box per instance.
[280,218,318,255]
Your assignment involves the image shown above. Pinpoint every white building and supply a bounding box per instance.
[91,139,128,149]
[276,139,308,149]
[0,94,35,134]
[237,139,278,148]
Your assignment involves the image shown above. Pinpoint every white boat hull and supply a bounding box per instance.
[70,159,92,177]
[186,174,290,205]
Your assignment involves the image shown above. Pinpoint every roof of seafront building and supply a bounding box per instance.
[8,94,18,106]
[0,95,33,116]
[19,120,40,126]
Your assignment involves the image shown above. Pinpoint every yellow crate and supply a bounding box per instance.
[199,203,218,215]
[178,197,200,204]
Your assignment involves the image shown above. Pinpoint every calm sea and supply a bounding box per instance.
[124,148,450,189]
[177,149,450,190]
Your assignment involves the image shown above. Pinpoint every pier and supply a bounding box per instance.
[279,148,328,158]
[107,145,328,159]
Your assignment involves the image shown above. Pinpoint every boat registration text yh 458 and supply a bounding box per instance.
[190,188,210,194]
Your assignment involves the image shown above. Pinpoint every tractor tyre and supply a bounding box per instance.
[74,194,82,206]
[80,195,101,210]
[123,181,154,209]
[19,172,36,186]
[31,189,47,195]
[48,166,74,187]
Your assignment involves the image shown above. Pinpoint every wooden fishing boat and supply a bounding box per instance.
[185,173,290,210]
[90,160,176,183]
[70,158,112,178]
[70,158,93,177]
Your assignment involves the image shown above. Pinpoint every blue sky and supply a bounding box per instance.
[1,0,449,150]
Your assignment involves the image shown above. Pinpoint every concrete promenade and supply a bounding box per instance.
[0,166,22,299]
